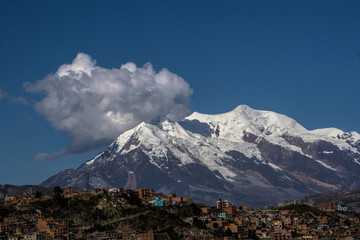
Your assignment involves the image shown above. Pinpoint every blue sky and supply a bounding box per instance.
[1,0,360,185]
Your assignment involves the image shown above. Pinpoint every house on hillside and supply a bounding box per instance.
[150,197,164,206]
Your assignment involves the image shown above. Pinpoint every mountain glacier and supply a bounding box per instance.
[42,105,360,206]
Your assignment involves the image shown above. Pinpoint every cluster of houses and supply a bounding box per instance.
[183,200,360,240]
[1,187,360,239]
[2,187,192,207]
[108,188,192,207]
[0,214,71,240]
[0,213,154,240]
[0,187,194,239]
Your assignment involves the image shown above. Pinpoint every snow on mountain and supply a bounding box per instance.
[187,105,307,138]
[43,105,360,207]
[186,105,360,160]
[310,128,360,148]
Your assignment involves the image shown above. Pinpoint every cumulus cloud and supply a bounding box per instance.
[25,53,193,160]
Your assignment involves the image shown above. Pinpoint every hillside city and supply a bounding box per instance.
[1,187,360,240]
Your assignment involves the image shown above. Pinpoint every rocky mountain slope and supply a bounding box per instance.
[42,105,360,206]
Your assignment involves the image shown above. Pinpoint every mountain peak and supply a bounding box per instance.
[232,104,253,112]
[42,104,360,207]
[186,105,307,141]
[149,116,173,126]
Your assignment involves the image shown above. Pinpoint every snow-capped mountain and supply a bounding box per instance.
[42,105,360,206]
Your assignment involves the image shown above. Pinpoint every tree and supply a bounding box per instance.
[35,191,43,198]
[53,186,63,199]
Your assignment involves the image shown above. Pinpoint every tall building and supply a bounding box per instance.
[216,199,229,209]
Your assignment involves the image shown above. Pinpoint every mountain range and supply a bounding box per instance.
[42,105,360,207]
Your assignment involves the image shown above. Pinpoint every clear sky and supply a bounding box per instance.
[1,0,360,185]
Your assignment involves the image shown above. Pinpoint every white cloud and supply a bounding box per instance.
[25,53,193,159]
